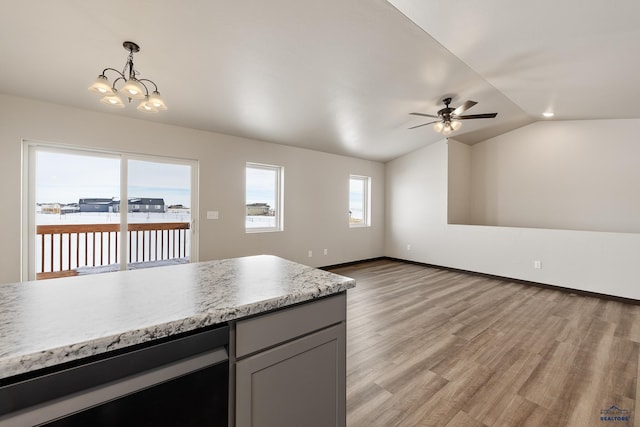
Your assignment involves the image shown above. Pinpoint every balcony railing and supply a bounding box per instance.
[36,222,190,280]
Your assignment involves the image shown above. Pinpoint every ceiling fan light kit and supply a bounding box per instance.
[88,41,167,113]
[409,97,497,134]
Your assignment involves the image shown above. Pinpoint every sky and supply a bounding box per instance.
[36,151,191,206]
[245,166,277,207]
[349,177,365,219]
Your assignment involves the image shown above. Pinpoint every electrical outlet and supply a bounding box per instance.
[534,260,542,269]
[206,211,219,220]
[323,249,328,255]
[308,250,313,257]
[407,244,411,251]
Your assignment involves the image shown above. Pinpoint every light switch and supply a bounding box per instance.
[207,211,219,220]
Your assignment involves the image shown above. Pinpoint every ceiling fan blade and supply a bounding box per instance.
[409,121,438,129]
[456,113,498,120]
[410,112,439,118]
[453,100,478,116]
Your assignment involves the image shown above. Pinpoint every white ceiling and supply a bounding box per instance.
[1,1,638,162]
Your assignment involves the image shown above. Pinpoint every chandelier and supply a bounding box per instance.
[88,41,167,113]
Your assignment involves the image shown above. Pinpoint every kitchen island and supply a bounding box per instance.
[0,255,355,426]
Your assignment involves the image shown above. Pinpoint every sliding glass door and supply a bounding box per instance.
[24,142,197,280]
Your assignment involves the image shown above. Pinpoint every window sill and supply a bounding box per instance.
[245,228,283,234]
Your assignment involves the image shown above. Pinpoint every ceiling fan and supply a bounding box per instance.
[409,97,497,134]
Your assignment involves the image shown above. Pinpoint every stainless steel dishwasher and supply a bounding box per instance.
[0,324,229,426]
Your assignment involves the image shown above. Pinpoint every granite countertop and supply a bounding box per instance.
[0,255,355,381]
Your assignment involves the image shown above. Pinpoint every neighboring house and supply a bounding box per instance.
[39,203,60,214]
[126,198,165,213]
[60,203,80,214]
[78,198,115,213]
[80,198,165,213]
[246,203,271,216]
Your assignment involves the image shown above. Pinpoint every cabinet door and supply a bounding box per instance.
[235,324,346,427]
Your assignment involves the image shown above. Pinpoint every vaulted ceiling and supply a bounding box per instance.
[1,1,638,162]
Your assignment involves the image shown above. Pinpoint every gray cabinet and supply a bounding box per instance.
[232,293,346,427]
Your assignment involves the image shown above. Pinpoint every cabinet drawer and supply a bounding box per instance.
[235,293,346,358]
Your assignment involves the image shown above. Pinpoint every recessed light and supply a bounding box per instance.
[543,112,554,118]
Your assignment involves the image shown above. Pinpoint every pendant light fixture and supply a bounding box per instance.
[88,41,167,113]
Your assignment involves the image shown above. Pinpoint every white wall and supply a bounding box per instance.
[469,120,640,233]
[447,139,471,224]
[5,95,638,299]
[385,138,640,300]
[0,94,384,284]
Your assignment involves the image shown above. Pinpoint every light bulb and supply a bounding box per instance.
[433,122,444,133]
[450,120,462,130]
[120,78,146,99]
[148,91,167,110]
[100,93,125,108]
[88,75,115,96]
[137,96,159,113]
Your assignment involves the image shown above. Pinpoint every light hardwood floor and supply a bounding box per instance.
[330,259,640,427]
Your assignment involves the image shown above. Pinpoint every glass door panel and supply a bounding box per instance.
[126,159,192,270]
[35,150,121,279]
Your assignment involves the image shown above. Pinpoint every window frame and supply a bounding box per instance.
[22,140,199,281]
[245,162,284,233]
[349,174,371,228]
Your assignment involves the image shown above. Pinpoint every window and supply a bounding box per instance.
[23,142,198,280]
[349,175,370,227]
[246,163,283,232]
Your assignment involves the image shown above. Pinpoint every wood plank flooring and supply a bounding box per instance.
[330,259,640,427]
